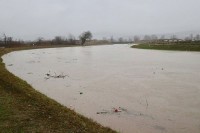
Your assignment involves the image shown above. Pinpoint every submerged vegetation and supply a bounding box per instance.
[0,47,116,133]
[132,41,200,51]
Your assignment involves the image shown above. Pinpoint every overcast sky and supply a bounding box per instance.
[0,0,200,40]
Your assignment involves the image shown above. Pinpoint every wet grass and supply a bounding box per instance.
[132,43,200,51]
[0,47,116,133]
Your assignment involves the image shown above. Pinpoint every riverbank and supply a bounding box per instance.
[132,43,200,51]
[0,46,116,132]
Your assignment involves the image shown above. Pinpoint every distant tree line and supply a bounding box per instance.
[36,34,77,46]
[132,34,200,44]
[1,31,200,48]
[0,34,25,48]
[0,31,94,48]
[99,33,200,45]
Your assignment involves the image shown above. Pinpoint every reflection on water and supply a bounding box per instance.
[3,44,200,133]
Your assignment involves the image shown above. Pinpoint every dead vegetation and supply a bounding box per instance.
[45,71,69,80]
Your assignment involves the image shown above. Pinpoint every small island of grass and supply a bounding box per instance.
[132,40,200,51]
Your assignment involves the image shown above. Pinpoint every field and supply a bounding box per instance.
[132,41,200,51]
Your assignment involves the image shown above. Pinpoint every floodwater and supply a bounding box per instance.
[3,44,200,133]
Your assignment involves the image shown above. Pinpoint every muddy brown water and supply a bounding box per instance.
[3,44,200,133]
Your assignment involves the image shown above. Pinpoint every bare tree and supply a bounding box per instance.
[7,37,13,44]
[67,34,76,44]
[2,34,13,46]
[3,34,7,45]
[37,37,43,45]
[53,36,64,45]
[79,31,92,45]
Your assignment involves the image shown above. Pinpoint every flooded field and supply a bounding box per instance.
[3,44,200,133]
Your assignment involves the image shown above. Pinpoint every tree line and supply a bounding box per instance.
[132,34,200,43]
[1,31,200,48]
[0,31,93,48]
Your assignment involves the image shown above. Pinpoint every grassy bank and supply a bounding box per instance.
[0,47,116,133]
[132,43,200,51]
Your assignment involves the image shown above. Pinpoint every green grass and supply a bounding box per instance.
[0,47,116,133]
[132,43,200,51]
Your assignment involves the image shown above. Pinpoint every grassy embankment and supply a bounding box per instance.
[0,46,116,133]
[132,41,200,51]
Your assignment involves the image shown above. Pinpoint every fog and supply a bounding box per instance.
[0,0,200,40]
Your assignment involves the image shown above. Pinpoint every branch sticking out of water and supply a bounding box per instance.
[145,98,149,110]
[45,71,69,80]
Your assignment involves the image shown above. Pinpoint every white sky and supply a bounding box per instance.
[0,0,200,40]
